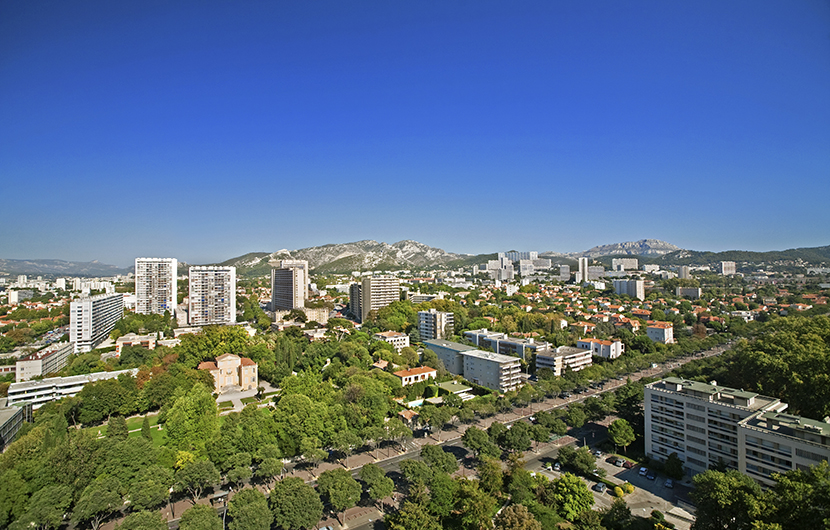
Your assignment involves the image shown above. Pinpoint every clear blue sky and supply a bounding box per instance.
[2,1,829,267]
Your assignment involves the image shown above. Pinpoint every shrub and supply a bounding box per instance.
[623,483,634,494]
[614,486,624,497]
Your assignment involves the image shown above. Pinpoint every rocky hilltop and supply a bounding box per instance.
[575,239,682,258]
[218,240,470,275]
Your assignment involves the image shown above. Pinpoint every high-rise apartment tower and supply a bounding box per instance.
[135,258,177,316]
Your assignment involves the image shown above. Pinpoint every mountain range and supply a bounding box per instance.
[2,239,828,278]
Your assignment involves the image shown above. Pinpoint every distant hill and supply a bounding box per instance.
[214,240,495,277]
[570,239,682,258]
[0,259,130,278]
[655,246,830,266]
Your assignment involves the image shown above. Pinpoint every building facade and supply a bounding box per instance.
[612,258,639,271]
[676,287,703,299]
[613,279,645,301]
[393,366,437,386]
[647,322,674,344]
[15,342,74,382]
[188,266,237,326]
[719,261,737,276]
[461,350,522,393]
[135,258,178,316]
[359,275,400,323]
[576,258,589,283]
[534,346,593,376]
[577,338,625,359]
[418,308,454,341]
[197,353,258,393]
[7,369,139,409]
[373,331,410,352]
[463,328,551,361]
[644,377,784,477]
[115,333,157,355]
[271,260,309,311]
[70,293,124,353]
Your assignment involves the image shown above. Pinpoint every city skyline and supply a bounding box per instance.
[2,1,829,267]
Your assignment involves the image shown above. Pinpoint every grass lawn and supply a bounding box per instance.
[217,400,234,410]
[127,424,167,446]
[125,414,159,431]
[241,396,260,405]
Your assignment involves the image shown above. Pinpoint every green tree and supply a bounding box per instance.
[129,465,174,512]
[421,444,459,475]
[530,424,550,452]
[317,468,361,524]
[691,470,763,530]
[228,488,273,530]
[551,473,594,521]
[179,504,222,530]
[359,464,395,510]
[0,469,28,528]
[116,510,168,530]
[494,504,542,530]
[385,500,442,530]
[608,419,635,454]
[175,460,221,504]
[455,479,497,530]
[400,459,433,488]
[165,383,219,454]
[254,458,283,489]
[462,426,500,460]
[602,498,632,530]
[141,415,153,441]
[477,457,504,496]
[9,485,73,530]
[108,415,129,440]
[766,461,830,529]
[565,404,587,429]
[427,472,458,518]
[73,475,123,530]
[268,477,323,530]
[664,452,684,480]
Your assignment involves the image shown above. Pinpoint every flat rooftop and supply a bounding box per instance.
[435,381,473,394]
[651,377,779,411]
[460,349,521,365]
[8,368,139,392]
[744,411,830,441]
[424,339,475,353]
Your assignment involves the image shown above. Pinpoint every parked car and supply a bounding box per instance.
[639,467,649,476]
[615,458,625,467]
[646,470,657,481]
[623,460,636,469]
[593,449,602,458]
[594,482,607,493]
[553,462,561,471]
[664,478,674,489]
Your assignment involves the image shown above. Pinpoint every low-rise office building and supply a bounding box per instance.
[423,339,521,393]
[463,328,551,361]
[0,399,32,451]
[7,369,139,409]
[115,333,157,355]
[534,346,593,376]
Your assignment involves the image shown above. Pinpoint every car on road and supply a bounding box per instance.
[639,467,648,476]
[614,458,625,467]
[646,470,656,481]
[664,478,674,489]
[594,482,607,493]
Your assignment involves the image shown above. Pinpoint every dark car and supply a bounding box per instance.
[646,470,657,481]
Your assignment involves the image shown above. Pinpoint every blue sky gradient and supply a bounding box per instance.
[2,1,829,266]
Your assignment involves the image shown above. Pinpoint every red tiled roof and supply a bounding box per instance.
[394,366,437,378]
[198,361,217,370]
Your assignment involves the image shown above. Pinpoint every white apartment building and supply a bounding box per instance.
[642,264,660,273]
[70,293,124,353]
[16,342,74,382]
[647,322,674,344]
[676,287,703,299]
[7,368,139,409]
[613,279,645,301]
[612,258,639,271]
[461,350,522,393]
[271,260,309,311]
[576,258,589,283]
[559,265,570,281]
[645,378,785,477]
[358,275,400,323]
[463,328,551,361]
[678,266,691,280]
[501,251,538,262]
[719,261,737,276]
[418,308,454,341]
[738,411,830,487]
[188,266,237,326]
[135,258,178,316]
[577,338,625,359]
[373,331,410,352]
[534,346,593,376]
